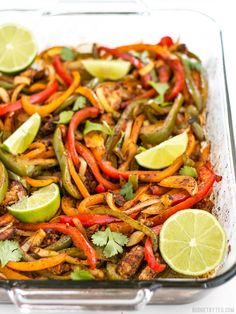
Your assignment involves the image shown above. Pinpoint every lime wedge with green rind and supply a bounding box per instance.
[82,59,131,80]
[0,24,37,73]
[7,183,60,223]
[135,131,188,170]
[159,209,226,276]
[2,113,41,155]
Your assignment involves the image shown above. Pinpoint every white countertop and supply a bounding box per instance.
[0,0,236,313]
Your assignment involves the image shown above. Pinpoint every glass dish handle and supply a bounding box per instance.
[45,0,149,15]
[8,287,153,312]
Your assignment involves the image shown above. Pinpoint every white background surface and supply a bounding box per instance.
[0,0,236,313]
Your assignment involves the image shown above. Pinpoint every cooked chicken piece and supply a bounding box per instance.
[1,181,26,207]
[138,266,157,280]
[117,245,144,278]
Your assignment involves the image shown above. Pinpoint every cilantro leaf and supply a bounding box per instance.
[55,111,74,124]
[179,165,198,178]
[0,240,22,267]
[148,81,170,107]
[60,47,75,61]
[83,120,114,136]
[120,181,134,201]
[71,267,94,280]
[91,229,109,247]
[73,96,86,111]
[91,227,128,258]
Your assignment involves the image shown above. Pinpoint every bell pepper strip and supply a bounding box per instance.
[52,55,73,86]
[21,71,80,116]
[0,80,58,116]
[159,175,198,196]
[29,82,47,92]
[144,238,166,272]
[75,142,119,190]
[121,185,150,211]
[98,46,151,88]
[92,207,158,251]
[16,223,97,269]
[0,148,56,177]
[60,214,120,227]
[93,133,195,183]
[121,89,156,109]
[0,267,31,280]
[159,36,174,47]
[24,176,58,187]
[157,63,170,83]
[61,195,79,216]
[77,193,106,213]
[0,160,8,204]
[67,157,90,198]
[0,213,15,227]
[150,185,169,196]
[7,253,67,272]
[53,127,81,199]
[95,184,106,193]
[160,188,190,207]
[179,54,202,112]
[67,107,99,166]
[76,86,103,111]
[151,163,217,225]
[46,235,72,251]
[140,93,184,145]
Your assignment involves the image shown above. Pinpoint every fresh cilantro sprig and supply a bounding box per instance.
[71,267,94,280]
[55,111,74,124]
[60,47,75,61]
[83,120,114,136]
[149,81,170,107]
[73,96,86,111]
[120,181,134,201]
[0,240,22,267]
[91,227,128,258]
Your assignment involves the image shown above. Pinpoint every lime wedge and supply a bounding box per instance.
[135,131,188,170]
[82,59,131,80]
[7,183,60,223]
[0,24,37,73]
[159,209,226,276]
[2,113,41,155]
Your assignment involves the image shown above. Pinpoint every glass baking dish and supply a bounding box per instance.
[0,1,236,311]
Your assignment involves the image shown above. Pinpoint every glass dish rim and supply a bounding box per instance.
[0,8,235,291]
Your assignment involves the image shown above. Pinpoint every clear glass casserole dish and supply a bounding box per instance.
[0,1,236,311]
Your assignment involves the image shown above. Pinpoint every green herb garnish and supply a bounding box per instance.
[83,121,114,136]
[92,227,128,258]
[0,240,22,267]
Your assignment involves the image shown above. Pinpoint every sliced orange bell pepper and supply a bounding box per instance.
[24,177,59,187]
[67,157,90,198]
[0,267,31,280]
[76,86,103,111]
[7,253,67,271]
[22,71,80,116]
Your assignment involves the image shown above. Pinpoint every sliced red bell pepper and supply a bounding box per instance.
[159,36,174,47]
[157,63,170,83]
[98,46,151,88]
[67,107,99,166]
[165,58,185,101]
[152,163,217,225]
[75,142,119,190]
[95,184,106,193]
[0,80,58,116]
[52,55,73,86]
[144,238,166,272]
[60,214,120,227]
[162,188,190,206]
[16,222,97,269]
